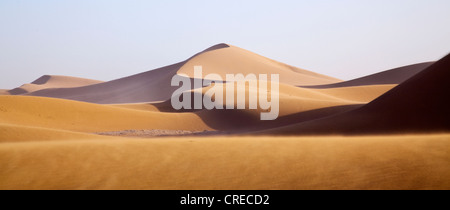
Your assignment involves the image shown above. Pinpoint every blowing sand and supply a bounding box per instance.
[0,134,449,190]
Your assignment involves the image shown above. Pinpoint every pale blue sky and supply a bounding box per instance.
[1,0,450,88]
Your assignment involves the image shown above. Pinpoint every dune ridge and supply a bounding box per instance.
[303,62,434,89]
[8,75,103,95]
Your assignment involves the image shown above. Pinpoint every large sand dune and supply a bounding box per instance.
[8,75,103,95]
[27,44,341,104]
[267,54,450,135]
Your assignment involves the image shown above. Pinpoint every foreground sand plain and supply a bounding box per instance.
[0,134,449,190]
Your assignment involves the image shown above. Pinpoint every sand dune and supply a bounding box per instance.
[177,44,341,86]
[1,43,448,190]
[197,82,393,117]
[28,44,341,104]
[121,82,392,132]
[266,54,450,135]
[8,75,103,95]
[0,96,212,133]
[28,63,185,104]
[1,135,449,190]
[0,90,9,95]
[304,62,434,89]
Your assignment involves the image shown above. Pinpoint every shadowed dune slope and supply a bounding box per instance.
[0,96,211,133]
[28,44,340,104]
[28,63,185,104]
[8,75,103,95]
[304,62,434,89]
[266,54,450,135]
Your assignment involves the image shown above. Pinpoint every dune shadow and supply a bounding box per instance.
[193,105,362,132]
[31,75,52,85]
[8,88,28,95]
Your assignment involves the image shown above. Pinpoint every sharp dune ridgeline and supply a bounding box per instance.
[0,44,449,190]
[303,62,434,89]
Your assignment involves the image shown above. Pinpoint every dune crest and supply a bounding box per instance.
[177,44,341,86]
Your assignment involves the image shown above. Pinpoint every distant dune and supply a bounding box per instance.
[8,75,103,95]
[303,62,434,89]
[27,44,341,104]
[0,90,9,95]
[267,54,450,135]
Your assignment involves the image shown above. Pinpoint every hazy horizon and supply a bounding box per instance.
[1,0,450,89]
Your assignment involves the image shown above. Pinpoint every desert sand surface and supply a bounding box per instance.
[0,123,113,143]
[177,44,341,86]
[0,134,449,190]
[1,44,448,190]
[109,103,161,112]
[8,75,103,95]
